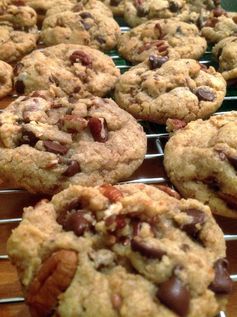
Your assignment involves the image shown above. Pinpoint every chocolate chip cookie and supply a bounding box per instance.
[164,112,237,218]
[114,58,226,124]
[7,183,232,317]
[201,14,237,43]
[99,0,124,16]
[0,90,146,194]
[45,0,112,18]
[40,9,120,51]
[212,36,237,82]
[123,0,186,27]
[0,60,13,98]
[118,19,207,64]
[14,43,120,97]
[0,23,38,62]
[0,1,37,29]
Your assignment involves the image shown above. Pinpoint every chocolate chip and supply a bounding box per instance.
[12,0,25,6]
[96,35,106,45]
[73,86,81,93]
[137,6,147,17]
[157,276,190,317]
[62,211,92,236]
[88,117,108,143]
[69,50,92,67]
[21,128,38,146]
[67,198,82,211]
[81,20,91,30]
[212,7,226,17]
[80,12,93,19]
[169,1,180,12]
[63,160,81,177]
[226,154,237,170]
[209,258,233,294]
[196,87,215,102]
[110,0,121,6]
[204,17,218,27]
[14,63,24,76]
[132,220,142,236]
[203,177,220,192]
[131,238,166,259]
[149,55,168,69]
[181,209,206,239]
[15,80,25,94]
[43,140,68,155]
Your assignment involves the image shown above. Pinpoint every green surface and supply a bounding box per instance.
[222,0,237,12]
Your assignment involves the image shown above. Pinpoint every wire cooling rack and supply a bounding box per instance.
[0,24,237,317]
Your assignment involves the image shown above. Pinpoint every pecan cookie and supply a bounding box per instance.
[7,183,232,317]
[118,19,207,64]
[164,112,237,218]
[14,43,120,97]
[45,0,112,17]
[99,0,125,16]
[201,14,237,43]
[114,58,226,124]
[0,23,38,62]
[0,90,146,194]
[0,60,13,98]
[212,36,237,82]
[123,0,186,27]
[40,9,120,51]
[0,1,37,29]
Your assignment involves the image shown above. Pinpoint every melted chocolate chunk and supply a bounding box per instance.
[81,20,91,30]
[218,192,237,209]
[209,258,233,294]
[157,276,190,317]
[110,0,121,5]
[15,80,25,94]
[131,238,166,259]
[226,154,237,170]
[80,12,93,19]
[203,177,220,192]
[21,128,38,146]
[43,140,68,155]
[62,211,92,236]
[169,1,180,12]
[14,63,24,76]
[63,160,81,177]
[149,55,168,69]
[196,87,215,102]
[181,209,206,239]
[88,117,108,143]
[96,35,106,45]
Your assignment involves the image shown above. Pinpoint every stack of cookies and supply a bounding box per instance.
[0,0,234,316]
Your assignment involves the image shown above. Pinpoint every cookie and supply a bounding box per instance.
[164,112,237,218]
[0,90,146,194]
[99,0,124,16]
[118,19,207,64]
[201,14,237,43]
[7,183,232,317]
[0,23,38,62]
[14,43,120,97]
[0,60,13,98]
[40,9,120,51]
[0,2,37,29]
[45,0,112,18]
[123,0,187,27]
[212,36,237,82]
[114,58,226,124]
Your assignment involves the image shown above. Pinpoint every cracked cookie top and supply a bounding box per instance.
[164,112,237,218]
[0,90,146,194]
[7,183,231,317]
[40,9,120,51]
[118,19,207,64]
[13,43,120,97]
[114,58,226,124]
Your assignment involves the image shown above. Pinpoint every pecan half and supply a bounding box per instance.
[100,184,123,202]
[27,250,78,317]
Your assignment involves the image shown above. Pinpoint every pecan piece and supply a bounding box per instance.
[60,114,88,133]
[69,50,92,67]
[156,185,181,199]
[27,250,78,317]
[100,184,123,202]
[88,117,108,142]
